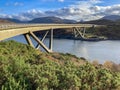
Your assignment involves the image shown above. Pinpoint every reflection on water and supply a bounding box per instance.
[6,35,120,64]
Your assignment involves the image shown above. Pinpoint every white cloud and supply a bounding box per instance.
[14,2,24,6]
[6,2,24,6]
[58,0,64,2]
[1,0,120,21]
[12,9,46,21]
[0,14,12,19]
[42,0,64,2]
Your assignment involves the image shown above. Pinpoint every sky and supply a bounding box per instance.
[0,0,120,21]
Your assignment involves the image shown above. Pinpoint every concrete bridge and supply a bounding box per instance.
[0,24,98,52]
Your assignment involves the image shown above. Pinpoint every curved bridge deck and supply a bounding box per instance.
[0,24,98,52]
[0,24,95,41]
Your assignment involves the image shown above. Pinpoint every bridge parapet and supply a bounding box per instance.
[0,24,98,30]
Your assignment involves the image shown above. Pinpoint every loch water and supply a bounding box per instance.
[7,35,120,64]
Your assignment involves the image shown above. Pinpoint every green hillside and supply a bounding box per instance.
[0,41,120,90]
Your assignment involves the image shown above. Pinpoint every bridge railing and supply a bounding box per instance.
[0,24,97,30]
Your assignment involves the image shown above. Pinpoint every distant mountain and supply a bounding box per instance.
[0,19,14,24]
[4,18,26,23]
[0,17,76,24]
[79,15,120,25]
[63,19,76,24]
[79,19,115,25]
[29,16,76,24]
[101,15,120,21]
[0,18,27,23]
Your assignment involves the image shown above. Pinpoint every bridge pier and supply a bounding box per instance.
[24,33,34,48]
[24,29,53,53]
[82,27,86,37]
[36,30,49,49]
[49,28,53,51]
[73,27,86,39]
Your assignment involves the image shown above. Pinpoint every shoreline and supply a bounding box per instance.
[51,36,120,41]
[35,32,120,41]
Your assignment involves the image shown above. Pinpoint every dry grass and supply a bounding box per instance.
[40,52,87,66]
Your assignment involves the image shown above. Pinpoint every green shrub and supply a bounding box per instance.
[0,41,120,90]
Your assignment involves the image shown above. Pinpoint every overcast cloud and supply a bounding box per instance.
[0,0,120,21]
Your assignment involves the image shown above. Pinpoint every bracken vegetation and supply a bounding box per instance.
[0,40,120,90]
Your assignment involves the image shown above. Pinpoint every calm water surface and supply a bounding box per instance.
[7,35,120,64]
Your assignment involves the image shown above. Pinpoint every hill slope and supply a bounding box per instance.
[0,40,120,90]
[0,19,14,24]
[102,15,120,21]
[4,18,25,23]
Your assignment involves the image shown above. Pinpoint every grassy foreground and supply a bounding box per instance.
[0,40,120,90]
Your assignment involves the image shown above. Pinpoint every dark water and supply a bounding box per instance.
[6,35,120,64]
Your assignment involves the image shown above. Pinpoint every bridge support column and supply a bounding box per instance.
[29,31,52,53]
[49,28,53,51]
[73,27,85,39]
[73,28,78,38]
[36,30,49,49]
[83,27,86,37]
[24,33,34,47]
[35,29,53,52]
[25,29,54,53]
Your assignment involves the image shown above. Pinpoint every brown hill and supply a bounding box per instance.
[0,19,14,24]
